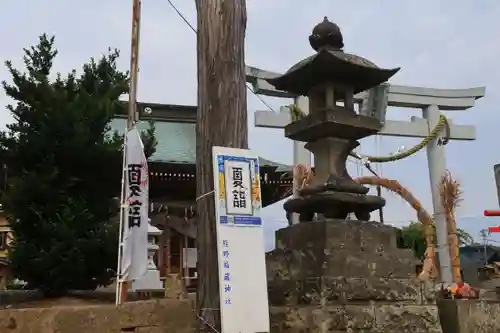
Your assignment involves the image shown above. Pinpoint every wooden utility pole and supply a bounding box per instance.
[194,0,247,331]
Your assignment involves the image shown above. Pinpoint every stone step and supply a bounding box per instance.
[267,275,423,305]
[267,248,416,279]
[323,249,417,278]
[270,304,441,333]
[275,220,403,253]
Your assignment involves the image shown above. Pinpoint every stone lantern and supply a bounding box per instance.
[265,18,438,332]
[266,16,400,223]
[132,218,163,291]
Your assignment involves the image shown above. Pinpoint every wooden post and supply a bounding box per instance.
[179,233,184,281]
[165,228,171,275]
[127,0,141,129]
[184,235,190,287]
[163,228,172,297]
[158,229,165,276]
[195,0,248,331]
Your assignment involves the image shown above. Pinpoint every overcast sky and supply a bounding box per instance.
[2,0,500,249]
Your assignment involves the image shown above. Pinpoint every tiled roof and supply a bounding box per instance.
[460,245,500,265]
[110,118,195,164]
[109,117,290,169]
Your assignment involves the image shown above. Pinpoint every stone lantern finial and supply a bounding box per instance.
[309,16,344,51]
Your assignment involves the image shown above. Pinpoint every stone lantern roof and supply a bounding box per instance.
[266,17,401,96]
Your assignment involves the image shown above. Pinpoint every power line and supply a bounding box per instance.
[166,0,276,113]
[166,0,196,32]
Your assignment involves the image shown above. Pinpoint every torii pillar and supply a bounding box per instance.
[246,65,485,284]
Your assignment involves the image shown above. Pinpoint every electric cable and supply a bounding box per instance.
[166,0,276,113]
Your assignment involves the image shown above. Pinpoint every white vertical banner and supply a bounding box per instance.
[121,127,149,281]
[212,146,270,333]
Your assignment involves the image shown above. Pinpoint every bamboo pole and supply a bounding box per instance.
[116,0,142,306]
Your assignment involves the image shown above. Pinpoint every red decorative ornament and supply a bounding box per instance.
[488,226,500,233]
[484,210,500,217]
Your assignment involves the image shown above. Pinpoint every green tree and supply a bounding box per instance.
[400,222,473,259]
[0,34,156,296]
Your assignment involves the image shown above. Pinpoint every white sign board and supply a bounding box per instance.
[212,146,270,333]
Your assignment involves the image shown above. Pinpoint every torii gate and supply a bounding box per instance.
[245,65,485,284]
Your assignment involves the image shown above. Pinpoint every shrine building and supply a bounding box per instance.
[111,102,292,290]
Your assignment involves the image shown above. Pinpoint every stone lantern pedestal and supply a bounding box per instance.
[264,17,441,332]
[132,220,163,292]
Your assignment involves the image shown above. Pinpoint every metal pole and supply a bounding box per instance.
[376,186,384,223]
[363,162,384,223]
[480,229,488,265]
[423,104,452,284]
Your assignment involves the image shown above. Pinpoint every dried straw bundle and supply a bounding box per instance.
[439,170,463,283]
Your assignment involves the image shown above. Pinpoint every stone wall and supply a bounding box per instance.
[0,299,193,333]
[266,220,443,332]
[438,299,500,333]
[0,290,43,308]
[271,304,441,332]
